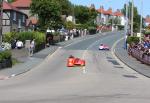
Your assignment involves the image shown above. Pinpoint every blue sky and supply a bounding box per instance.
[69,0,150,17]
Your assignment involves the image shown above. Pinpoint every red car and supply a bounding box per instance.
[67,56,85,67]
[99,44,110,50]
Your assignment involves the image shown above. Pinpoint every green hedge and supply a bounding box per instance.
[75,24,88,29]
[144,30,150,36]
[0,50,11,62]
[127,36,140,45]
[88,26,97,35]
[3,31,46,45]
[3,32,19,43]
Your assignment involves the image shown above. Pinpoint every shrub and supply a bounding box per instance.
[0,50,12,62]
[33,32,46,45]
[1,42,11,50]
[144,30,150,37]
[127,36,140,45]
[88,26,97,34]
[3,32,19,43]
[75,24,88,29]
[18,32,46,45]
[18,32,34,42]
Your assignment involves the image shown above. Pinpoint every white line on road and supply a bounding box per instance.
[81,39,101,74]
[111,37,147,79]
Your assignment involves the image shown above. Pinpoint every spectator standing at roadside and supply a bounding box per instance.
[29,39,35,56]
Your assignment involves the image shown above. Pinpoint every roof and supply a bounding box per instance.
[113,11,123,17]
[11,0,32,8]
[97,7,113,15]
[3,1,28,17]
[104,9,112,15]
[145,17,150,23]
[97,7,124,17]
[3,1,20,11]
[97,8,105,14]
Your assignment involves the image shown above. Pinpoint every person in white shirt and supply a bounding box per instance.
[16,40,23,49]
[29,39,35,56]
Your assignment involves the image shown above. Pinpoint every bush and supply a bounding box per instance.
[1,42,11,50]
[32,32,46,45]
[4,32,46,46]
[18,32,33,42]
[75,24,88,29]
[144,30,150,36]
[0,50,12,62]
[127,36,140,45]
[3,32,19,43]
[0,50,12,68]
[18,32,46,45]
[118,25,124,30]
[88,26,97,35]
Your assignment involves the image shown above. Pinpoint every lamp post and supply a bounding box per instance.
[0,0,3,45]
[124,0,128,49]
[131,0,134,36]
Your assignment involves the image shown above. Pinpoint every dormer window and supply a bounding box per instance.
[13,12,16,21]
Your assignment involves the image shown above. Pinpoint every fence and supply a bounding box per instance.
[130,48,150,65]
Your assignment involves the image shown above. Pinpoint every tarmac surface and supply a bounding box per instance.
[114,38,150,78]
[0,32,149,79]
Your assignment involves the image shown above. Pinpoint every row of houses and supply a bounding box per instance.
[2,0,37,35]
[1,0,150,35]
[95,5,125,26]
[95,5,150,29]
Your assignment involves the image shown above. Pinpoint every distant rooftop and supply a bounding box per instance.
[11,0,31,8]
[97,6,123,16]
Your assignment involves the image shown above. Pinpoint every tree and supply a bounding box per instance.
[74,5,97,26]
[55,0,73,16]
[65,21,75,30]
[121,2,142,33]
[30,0,62,31]
[74,5,90,24]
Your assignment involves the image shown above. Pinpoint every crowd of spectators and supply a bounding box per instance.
[128,34,150,60]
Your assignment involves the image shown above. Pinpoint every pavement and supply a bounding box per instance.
[114,38,150,78]
[0,32,149,79]
[0,35,92,78]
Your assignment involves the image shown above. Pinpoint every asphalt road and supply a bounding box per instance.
[0,32,150,103]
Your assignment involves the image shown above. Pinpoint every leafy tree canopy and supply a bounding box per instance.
[121,2,143,32]
[74,5,97,26]
[30,0,62,30]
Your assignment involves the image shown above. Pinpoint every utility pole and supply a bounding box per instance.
[131,0,134,36]
[140,0,143,43]
[124,1,128,49]
[0,0,3,45]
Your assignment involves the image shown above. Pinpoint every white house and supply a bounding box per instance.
[96,6,125,26]
[66,16,75,24]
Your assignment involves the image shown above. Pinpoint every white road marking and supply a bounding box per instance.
[111,37,147,79]
[81,38,101,74]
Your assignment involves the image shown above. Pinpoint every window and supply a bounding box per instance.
[18,19,21,29]
[13,12,16,21]
[22,15,25,23]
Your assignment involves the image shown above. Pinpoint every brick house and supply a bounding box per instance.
[11,0,38,30]
[2,1,28,34]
